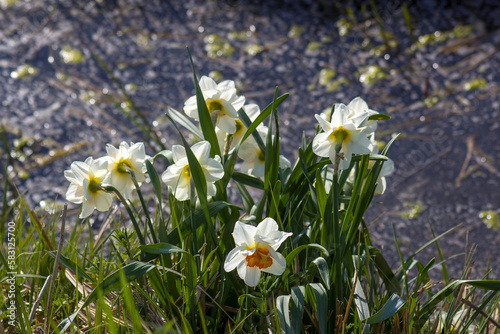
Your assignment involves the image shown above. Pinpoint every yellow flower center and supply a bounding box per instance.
[182,165,191,181]
[246,245,273,269]
[257,150,265,163]
[207,99,227,115]
[330,127,350,151]
[234,119,245,135]
[87,177,101,194]
[116,159,132,174]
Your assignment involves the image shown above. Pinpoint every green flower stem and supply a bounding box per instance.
[190,181,201,273]
[127,169,158,244]
[332,155,342,302]
[223,133,233,157]
[103,185,146,246]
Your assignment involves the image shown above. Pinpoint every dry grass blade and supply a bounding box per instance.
[28,275,51,323]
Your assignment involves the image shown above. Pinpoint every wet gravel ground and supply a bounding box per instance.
[1,0,500,279]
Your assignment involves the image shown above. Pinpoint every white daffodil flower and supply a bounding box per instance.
[369,137,394,195]
[105,142,148,199]
[64,157,113,219]
[161,141,224,201]
[320,97,379,136]
[238,126,290,178]
[342,137,394,195]
[224,218,292,287]
[313,103,372,170]
[435,310,476,333]
[346,97,379,135]
[216,103,260,152]
[184,76,245,134]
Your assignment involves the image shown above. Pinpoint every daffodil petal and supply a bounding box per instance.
[315,114,332,132]
[66,183,83,203]
[224,246,246,272]
[261,248,286,275]
[199,76,218,91]
[228,95,245,114]
[236,259,247,279]
[256,217,278,236]
[347,97,369,114]
[80,200,95,219]
[94,191,113,212]
[217,79,236,92]
[312,132,333,158]
[232,221,257,247]
[217,114,237,134]
[244,265,261,287]
[191,141,211,164]
[171,145,186,162]
[172,185,190,201]
[243,104,260,120]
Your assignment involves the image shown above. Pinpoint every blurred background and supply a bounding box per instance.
[1,0,499,279]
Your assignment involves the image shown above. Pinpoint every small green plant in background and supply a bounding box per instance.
[2,54,500,334]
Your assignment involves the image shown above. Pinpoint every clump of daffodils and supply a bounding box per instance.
[161,141,224,201]
[315,97,394,195]
[64,142,148,218]
[224,218,292,287]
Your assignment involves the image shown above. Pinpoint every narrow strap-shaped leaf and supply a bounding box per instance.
[277,295,292,334]
[140,243,187,255]
[369,246,402,294]
[309,257,330,288]
[234,181,254,212]
[46,251,94,283]
[353,274,370,322]
[146,160,162,209]
[286,244,328,266]
[231,172,264,189]
[238,107,266,154]
[187,48,221,157]
[306,283,328,334]
[166,201,235,245]
[167,106,204,139]
[290,286,306,334]
[238,93,289,148]
[368,113,391,121]
[145,160,167,242]
[314,169,327,218]
[366,294,406,324]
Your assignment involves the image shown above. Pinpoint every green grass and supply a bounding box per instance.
[1,58,500,334]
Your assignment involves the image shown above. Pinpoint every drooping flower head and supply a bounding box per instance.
[64,157,113,218]
[313,103,372,170]
[238,126,291,178]
[224,218,292,287]
[105,142,148,199]
[184,76,245,134]
[161,141,224,201]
